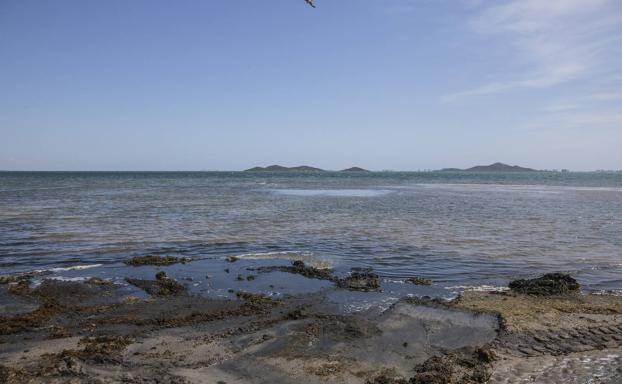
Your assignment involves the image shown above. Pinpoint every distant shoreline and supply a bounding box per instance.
[3,169,622,173]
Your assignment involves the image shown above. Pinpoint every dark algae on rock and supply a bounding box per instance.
[0,275,17,284]
[254,261,382,290]
[0,365,30,384]
[125,255,191,266]
[508,273,580,296]
[253,260,334,281]
[367,347,495,384]
[0,279,117,336]
[405,277,433,286]
[337,268,380,291]
[126,272,187,296]
[411,348,494,384]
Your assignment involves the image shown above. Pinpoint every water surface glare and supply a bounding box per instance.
[270,188,392,197]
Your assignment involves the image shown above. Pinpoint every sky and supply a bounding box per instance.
[1,0,621,171]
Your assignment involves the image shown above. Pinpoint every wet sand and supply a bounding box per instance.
[1,264,621,383]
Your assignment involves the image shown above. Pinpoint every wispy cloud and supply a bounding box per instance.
[543,91,622,112]
[543,102,580,113]
[445,0,622,101]
[587,92,622,101]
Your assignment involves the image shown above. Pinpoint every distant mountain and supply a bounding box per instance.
[439,168,462,172]
[340,167,370,172]
[440,162,537,172]
[244,165,325,172]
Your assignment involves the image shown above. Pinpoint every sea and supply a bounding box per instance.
[1,171,621,302]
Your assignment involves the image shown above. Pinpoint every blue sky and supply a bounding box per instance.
[1,0,621,171]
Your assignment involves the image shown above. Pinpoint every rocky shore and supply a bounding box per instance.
[1,262,621,384]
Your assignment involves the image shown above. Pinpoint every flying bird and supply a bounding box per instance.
[304,0,316,8]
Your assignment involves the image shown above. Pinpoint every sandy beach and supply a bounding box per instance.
[1,260,621,384]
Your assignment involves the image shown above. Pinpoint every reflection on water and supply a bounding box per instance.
[1,171,621,293]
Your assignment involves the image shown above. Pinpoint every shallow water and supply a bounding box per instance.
[1,171,621,295]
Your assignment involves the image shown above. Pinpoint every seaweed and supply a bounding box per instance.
[509,273,580,296]
[125,255,191,266]
[126,272,187,296]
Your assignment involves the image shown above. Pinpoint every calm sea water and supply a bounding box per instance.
[1,171,621,294]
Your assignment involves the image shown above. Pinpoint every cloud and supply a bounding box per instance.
[587,92,622,101]
[524,105,622,132]
[543,91,622,112]
[445,0,622,100]
[543,102,580,113]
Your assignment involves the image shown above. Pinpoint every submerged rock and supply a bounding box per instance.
[155,271,167,280]
[288,260,334,280]
[508,273,580,296]
[256,262,381,291]
[405,277,433,286]
[337,268,380,291]
[254,260,334,281]
[85,277,112,286]
[125,255,190,266]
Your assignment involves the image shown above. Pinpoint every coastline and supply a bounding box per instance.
[1,260,621,383]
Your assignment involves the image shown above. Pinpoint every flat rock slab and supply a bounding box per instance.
[378,302,499,348]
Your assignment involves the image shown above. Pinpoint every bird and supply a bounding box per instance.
[304,0,316,8]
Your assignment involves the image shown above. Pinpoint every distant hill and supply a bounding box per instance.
[244,165,325,172]
[440,162,537,172]
[340,167,370,172]
[439,168,462,172]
